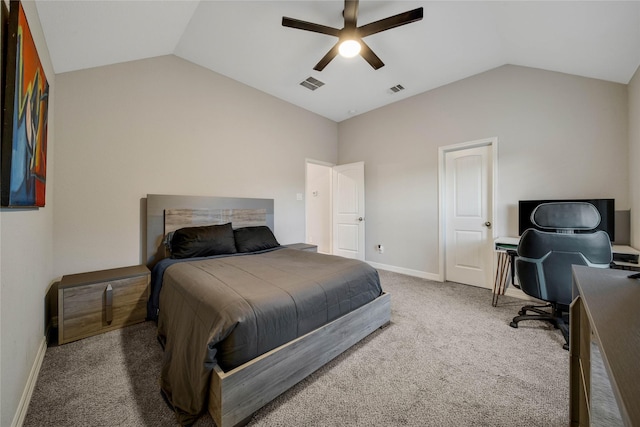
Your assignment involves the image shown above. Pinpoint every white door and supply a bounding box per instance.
[332,162,365,260]
[444,145,493,287]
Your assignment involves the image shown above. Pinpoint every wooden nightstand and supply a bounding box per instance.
[58,265,150,344]
[283,243,318,252]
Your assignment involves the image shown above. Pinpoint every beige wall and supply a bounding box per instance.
[338,65,629,276]
[0,1,55,425]
[630,65,640,247]
[53,55,338,277]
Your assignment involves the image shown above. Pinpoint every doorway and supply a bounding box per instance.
[438,138,497,288]
[305,160,332,254]
[305,160,366,260]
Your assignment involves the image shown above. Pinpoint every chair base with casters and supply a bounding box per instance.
[509,302,570,350]
[511,202,612,351]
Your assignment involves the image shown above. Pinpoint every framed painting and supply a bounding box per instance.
[1,0,49,207]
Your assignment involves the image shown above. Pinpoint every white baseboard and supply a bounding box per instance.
[503,286,542,302]
[366,260,542,306]
[12,336,47,427]
[367,261,539,302]
[367,261,441,282]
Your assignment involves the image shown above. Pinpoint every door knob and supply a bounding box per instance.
[484,221,492,228]
[358,217,364,222]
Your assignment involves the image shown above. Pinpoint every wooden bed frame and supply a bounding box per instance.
[145,194,391,427]
[145,194,274,268]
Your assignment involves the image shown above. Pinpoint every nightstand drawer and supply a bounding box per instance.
[58,265,149,344]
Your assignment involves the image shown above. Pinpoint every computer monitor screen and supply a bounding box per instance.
[518,199,615,241]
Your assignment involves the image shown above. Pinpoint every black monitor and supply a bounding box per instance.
[518,199,615,241]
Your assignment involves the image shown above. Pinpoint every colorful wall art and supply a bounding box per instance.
[2,0,49,207]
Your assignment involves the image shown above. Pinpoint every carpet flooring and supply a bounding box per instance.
[23,270,569,426]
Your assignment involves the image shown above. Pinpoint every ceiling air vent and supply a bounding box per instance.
[389,84,405,93]
[300,76,325,91]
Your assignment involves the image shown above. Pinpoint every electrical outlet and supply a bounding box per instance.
[377,244,384,254]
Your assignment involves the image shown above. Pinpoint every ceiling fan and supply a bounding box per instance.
[282,0,424,71]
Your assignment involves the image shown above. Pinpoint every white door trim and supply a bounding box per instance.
[438,137,498,283]
[305,158,335,253]
[305,158,335,168]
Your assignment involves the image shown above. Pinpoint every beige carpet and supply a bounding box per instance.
[23,270,569,426]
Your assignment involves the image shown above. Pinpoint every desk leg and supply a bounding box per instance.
[492,251,510,307]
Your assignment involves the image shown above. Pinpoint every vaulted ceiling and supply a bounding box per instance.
[35,1,640,122]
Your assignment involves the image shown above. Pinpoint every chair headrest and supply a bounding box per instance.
[531,202,601,231]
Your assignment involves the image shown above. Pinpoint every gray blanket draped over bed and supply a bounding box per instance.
[156,248,382,424]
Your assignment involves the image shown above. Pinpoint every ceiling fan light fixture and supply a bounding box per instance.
[282,1,423,71]
[338,39,361,58]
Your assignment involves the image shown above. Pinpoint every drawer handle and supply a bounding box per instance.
[105,284,113,324]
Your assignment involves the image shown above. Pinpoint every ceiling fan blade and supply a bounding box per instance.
[314,42,341,71]
[358,7,424,38]
[359,39,384,70]
[343,0,359,29]
[282,17,340,37]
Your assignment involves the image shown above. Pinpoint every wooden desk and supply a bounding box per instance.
[570,266,640,426]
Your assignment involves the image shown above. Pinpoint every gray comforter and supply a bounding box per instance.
[156,248,382,424]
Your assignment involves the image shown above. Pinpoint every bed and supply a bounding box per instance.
[145,194,391,426]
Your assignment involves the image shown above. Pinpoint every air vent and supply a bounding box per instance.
[300,76,325,91]
[389,84,405,93]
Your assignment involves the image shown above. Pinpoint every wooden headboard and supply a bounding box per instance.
[145,194,274,267]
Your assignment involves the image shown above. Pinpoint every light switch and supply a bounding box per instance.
[296,193,303,201]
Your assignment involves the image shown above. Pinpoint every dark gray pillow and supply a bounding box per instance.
[234,226,280,253]
[170,223,237,259]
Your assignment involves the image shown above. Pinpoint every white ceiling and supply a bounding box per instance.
[35,1,640,122]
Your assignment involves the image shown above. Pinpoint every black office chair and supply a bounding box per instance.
[509,202,612,350]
